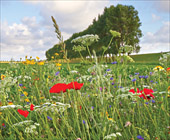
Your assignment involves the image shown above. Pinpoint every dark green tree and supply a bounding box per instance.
[46,4,142,59]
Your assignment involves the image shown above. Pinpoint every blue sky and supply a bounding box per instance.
[1,0,170,61]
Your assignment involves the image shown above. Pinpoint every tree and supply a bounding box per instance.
[46,4,142,59]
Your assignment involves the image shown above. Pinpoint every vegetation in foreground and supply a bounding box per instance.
[0,56,170,140]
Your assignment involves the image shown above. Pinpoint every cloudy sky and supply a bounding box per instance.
[1,0,170,61]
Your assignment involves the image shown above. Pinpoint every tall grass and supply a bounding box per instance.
[0,56,169,140]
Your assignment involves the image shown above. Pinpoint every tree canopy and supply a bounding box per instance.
[46,4,142,60]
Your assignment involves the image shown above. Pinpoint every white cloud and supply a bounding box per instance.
[153,1,170,13]
[25,1,109,33]
[151,13,160,21]
[1,1,110,61]
[0,18,63,61]
[139,21,170,54]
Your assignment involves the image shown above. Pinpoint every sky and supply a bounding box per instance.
[1,0,170,61]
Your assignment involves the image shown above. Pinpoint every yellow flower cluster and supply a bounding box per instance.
[106,111,114,122]
[153,66,164,72]
[22,56,45,65]
[56,63,61,70]
[1,74,6,80]
[22,59,35,65]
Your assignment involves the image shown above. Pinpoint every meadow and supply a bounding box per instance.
[0,55,170,140]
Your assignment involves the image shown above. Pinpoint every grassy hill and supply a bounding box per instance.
[130,52,163,64]
[68,52,169,64]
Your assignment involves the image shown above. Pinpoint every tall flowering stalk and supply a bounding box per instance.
[51,16,70,70]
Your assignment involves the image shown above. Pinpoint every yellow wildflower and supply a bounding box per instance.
[153,66,164,71]
[51,56,54,59]
[38,61,44,65]
[106,111,109,117]
[18,89,22,92]
[168,95,170,98]
[55,53,59,56]
[58,67,61,70]
[23,91,28,96]
[40,97,44,99]
[26,60,31,65]
[168,86,170,93]
[107,118,114,121]
[48,76,50,79]
[0,112,2,115]
[25,99,30,102]
[1,74,6,80]
[8,102,13,105]
[56,63,61,67]
[36,56,40,60]
[30,60,35,65]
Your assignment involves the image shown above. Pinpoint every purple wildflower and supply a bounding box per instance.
[137,135,144,140]
[110,77,113,80]
[55,71,60,76]
[47,116,52,120]
[151,100,155,103]
[83,120,85,124]
[135,73,139,75]
[144,76,148,79]
[111,61,117,64]
[132,78,137,82]
[19,84,23,87]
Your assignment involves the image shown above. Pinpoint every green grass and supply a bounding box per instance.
[67,52,169,64]
[0,60,169,140]
[130,52,164,64]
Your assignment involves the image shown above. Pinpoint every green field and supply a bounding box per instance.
[0,59,170,140]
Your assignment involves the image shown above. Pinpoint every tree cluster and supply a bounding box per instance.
[46,4,142,60]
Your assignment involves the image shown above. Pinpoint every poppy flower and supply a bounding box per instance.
[17,109,29,118]
[67,81,84,90]
[50,83,68,93]
[50,81,84,93]
[129,88,142,94]
[129,88,154,100]
[30,104,34,111]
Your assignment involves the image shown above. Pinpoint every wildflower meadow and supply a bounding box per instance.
[1,15,170,140]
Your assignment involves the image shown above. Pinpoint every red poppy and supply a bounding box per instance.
[129,88,155,100]
[67,81,84,90]
[30,104,34,111]
[50,81,84,93]
[80,105,82,110]
[139,88,155,100]
[129,88,142,94]
[167,67,170,71]
[17,109,29,118]
[2,123,5,126]
[50,83,68,93]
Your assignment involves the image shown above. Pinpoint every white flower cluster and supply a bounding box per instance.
[13,120,40,135]
[13,120,34,127]
[0,105,23,111]
[159,52,170,66]
[104,132,122,139]
[34,102,71,113]
[71,34,99,46]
